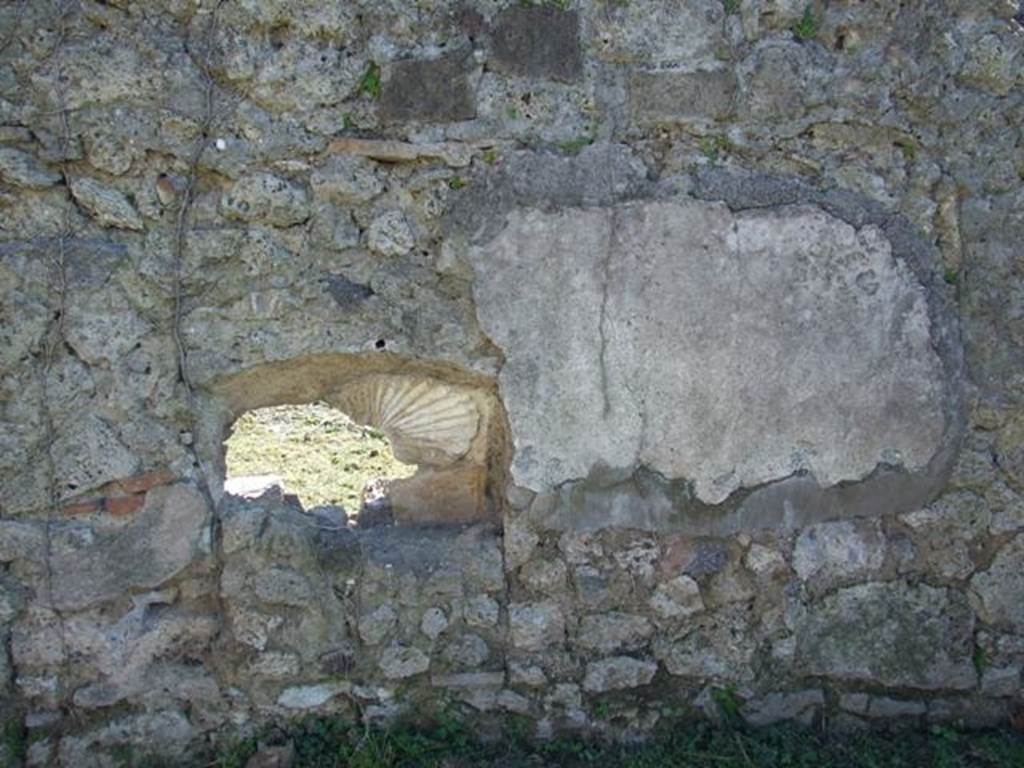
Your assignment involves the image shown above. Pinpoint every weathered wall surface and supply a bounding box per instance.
[0,0,1022,763]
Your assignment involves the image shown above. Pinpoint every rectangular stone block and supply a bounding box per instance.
[630,69,738,123]
[491,6,582,82]
[380,55,475,123]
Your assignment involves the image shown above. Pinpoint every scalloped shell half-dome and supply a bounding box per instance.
[333,375,480,466]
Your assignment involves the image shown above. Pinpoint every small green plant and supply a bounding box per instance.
[206,715,1024,768]
[506,105,520,120]
[2,721,26,766]
[793,5,818,40]
[448,176,468,190]
[501,714,534,747]
[973,644,988,675]
[931,724,963,768]
[482,148,499,165]
[549,0,572,10]
[944,266,959,285]
[896,138,918,163]
[557,134,594,155]
[723,0,740,15]
[359,62,381,99]
[593,700,611,719]
[711,685,744,726]
[699,134,733,162]
[210,735,258,768]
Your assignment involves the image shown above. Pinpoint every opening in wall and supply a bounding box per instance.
[224,402,417,527]
[203,355,506,528]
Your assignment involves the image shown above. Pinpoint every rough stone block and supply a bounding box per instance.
[310,155,384,204]
[491,6,582,83]
[582,657,657,693]
[68,177,143,230]
[378,645,430,679]
[509,601,565,651]
[0,147,61,188]
[53,414,140,501]
[219,173,311,227]
[576,613,653,654]
[649,575,704,620]
[277,682,350,709]
[380,56,475,123]
[795,581,976,691]
[654,607,756,682]
[630,69,738,123]
[792,520,886,586]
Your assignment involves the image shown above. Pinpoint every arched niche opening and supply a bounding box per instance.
[196,353,509,527]
[224,402,418,526]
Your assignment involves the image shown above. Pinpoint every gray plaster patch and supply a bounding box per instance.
[468,199,952,505]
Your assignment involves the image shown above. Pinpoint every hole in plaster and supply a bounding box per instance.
[375,339,387,349]
[224,402,417,527]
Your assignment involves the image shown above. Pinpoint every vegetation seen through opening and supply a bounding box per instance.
[224,403,416,515]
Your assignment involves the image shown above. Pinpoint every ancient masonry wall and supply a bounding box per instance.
[0,0,1023,764]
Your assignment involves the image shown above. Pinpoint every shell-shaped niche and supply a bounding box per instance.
[333,375,481,467]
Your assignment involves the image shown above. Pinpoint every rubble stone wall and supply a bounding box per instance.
[0,0,1022,764]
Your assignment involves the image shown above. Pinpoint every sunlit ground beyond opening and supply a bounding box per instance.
[224,402,417,514]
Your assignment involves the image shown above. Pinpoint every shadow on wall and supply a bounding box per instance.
[197,353,510,528]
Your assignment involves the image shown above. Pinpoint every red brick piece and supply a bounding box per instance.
[63,499,102,516]
[104,494,145,517]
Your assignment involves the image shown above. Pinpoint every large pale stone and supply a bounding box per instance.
[51,484,209,611]
[468,200,949,504]
[277,682,350,709]
[219,173,310,227]
[649,575,704,619]
[582,657,658,693]
[378,645,430,679]
[53,414,140,500]
[509,601,565,651]
[795,581,975,690]
[576,612,653,654]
